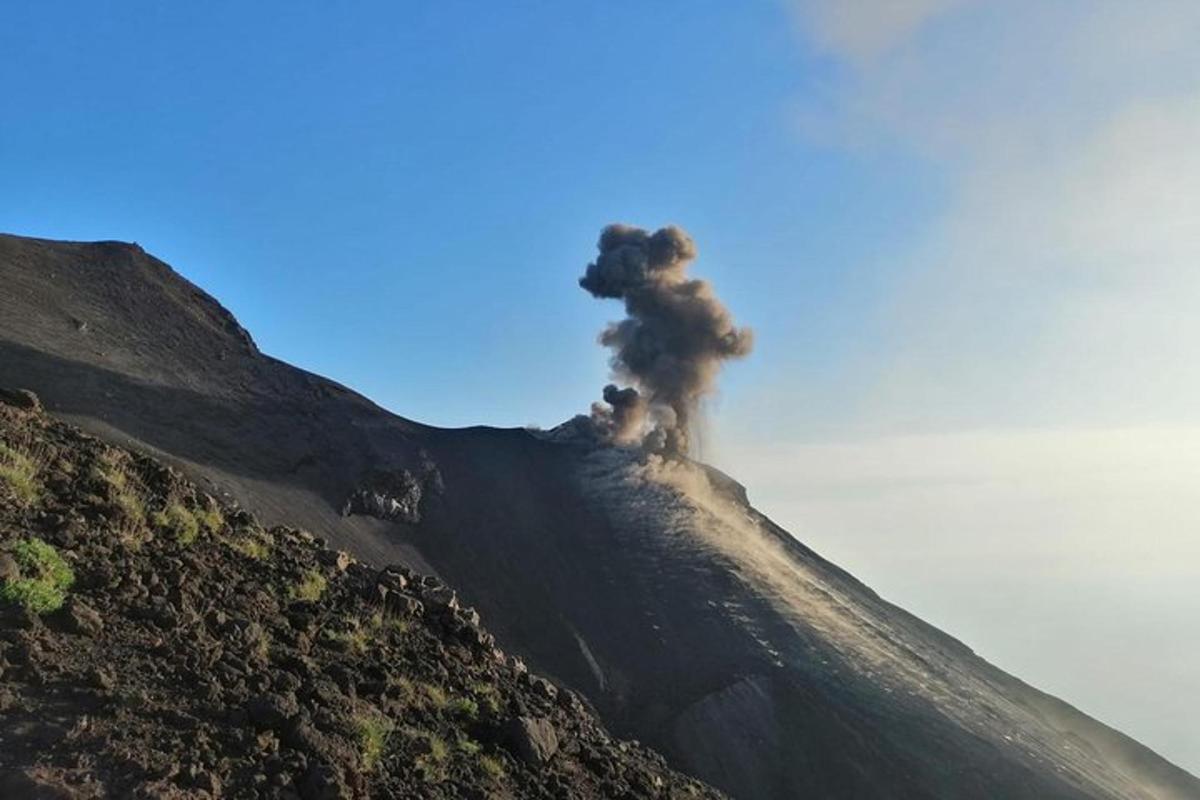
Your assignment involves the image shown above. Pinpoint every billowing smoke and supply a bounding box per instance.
[580,224,753,455]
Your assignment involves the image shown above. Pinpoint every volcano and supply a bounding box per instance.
[2,232,1197,800]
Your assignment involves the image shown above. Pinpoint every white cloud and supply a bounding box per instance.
[861,92,1200,431]
[726,0,1200,771]
[795,0,971,61]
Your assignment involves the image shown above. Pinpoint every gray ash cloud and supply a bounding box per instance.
[580,224,752,454]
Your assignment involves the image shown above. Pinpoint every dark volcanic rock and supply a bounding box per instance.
[507,715,560,766]
[55,598,104,637]
[341,467,437,524]
[0,388,41,411]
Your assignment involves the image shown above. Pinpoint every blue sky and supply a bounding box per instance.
[4,0,1199,773]
[2,1,937,428]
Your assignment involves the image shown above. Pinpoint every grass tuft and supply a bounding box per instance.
[152,502,201,545]
[230,533,270,560]
[0,442,41,507]
[449,696,479,720]
[90,452,147,544]
[356,714,393,772]
[198,505,223,535]
[419,682,448,710]
[479,754,505,781]
[289,569,327,602]
[470,682,502,716]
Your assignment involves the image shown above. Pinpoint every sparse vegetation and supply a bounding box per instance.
[479,753,506,781]
[457,735,481,756]
[449,696,479,720]
[1,536,74,613]
[230,531,270,560]
[356,713,393,772]
[289,569,327,602]
[152,502,201,544]
[0,442,41,506]
[367,609,411,637]
[324,623,371,654]
[470,681,502,716]
[90,451,147,543]
[197,504,223,535]
[249,626,271,664]
[420,682,449,710]
[413,730,450,783]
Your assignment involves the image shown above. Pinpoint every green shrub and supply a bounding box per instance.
[289,570,327,602]
[1,537,74,613]
[152,503,200,544]
[0,443,40,506]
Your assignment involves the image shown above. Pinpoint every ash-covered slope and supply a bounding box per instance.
[2,233,1197,800]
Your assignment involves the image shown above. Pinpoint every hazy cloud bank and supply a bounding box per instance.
[717,0,1200,770]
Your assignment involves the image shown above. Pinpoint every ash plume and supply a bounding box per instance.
[580,224,753,455]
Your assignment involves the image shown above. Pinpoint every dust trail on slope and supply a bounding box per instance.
[574,447,1174,799]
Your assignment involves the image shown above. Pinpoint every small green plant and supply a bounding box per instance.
[289,569,327,602]
[356,714,393,772]
[249,626,272,664]
[198,505,223,535]
[418,733,450,782]
[469,682,502,716]
[0,442,41,506]
[390,676,415,704]
[230,533,270,560]
[449,696,479,720]
[90,452,147,543]
[426,735,449,763]
[152,503,200,545]
[479,754,505,781]
[367,610,411,638]
[419,682,448,710]
[1,537,74,613]
[456,735,481,756]
[324,624,371,654]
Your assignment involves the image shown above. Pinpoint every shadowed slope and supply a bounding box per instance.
[2,233,1197,800]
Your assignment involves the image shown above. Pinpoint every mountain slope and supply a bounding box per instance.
[0,394,724,799]
[2,233,1197,799]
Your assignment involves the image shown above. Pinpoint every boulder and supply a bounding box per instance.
[318,550,353,572]
[506,716,559,766]
[300,761,350,800]
[59,599,104,637]
[0,388,42,412]
[340,469,424,523]
[0,551,19,582]
[246,693,299,731]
